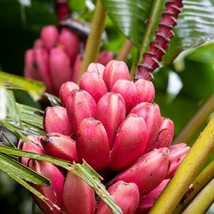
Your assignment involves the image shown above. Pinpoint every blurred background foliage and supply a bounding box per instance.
[0,0,214,213]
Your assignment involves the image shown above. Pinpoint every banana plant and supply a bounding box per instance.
[0,0,214,213]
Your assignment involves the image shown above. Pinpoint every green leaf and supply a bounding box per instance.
[0,153,50,186]
[101,0,153,48]
[0,71,45,101]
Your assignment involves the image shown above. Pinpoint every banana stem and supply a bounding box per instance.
[181,179,214,214]
[175,161,214,213]
[173,93,214,145]
[149,116,214,214]
[78,0,106,83]
[116,39,133,62]
[139,0,164,62]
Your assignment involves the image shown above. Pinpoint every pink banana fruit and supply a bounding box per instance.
[136,179,170,214]
[96,181,140,214]
[111,147,170,196]
[43,106,72,136]
[33,38,43,48]
[63,171,96,214]
[49,47,73,95]
[86,62,105,77]
[111,79,138,113]
[59,81,79,107]
[40,25,58,50]
[58,27,81,64]
[76,118,110,170]
[24,49,41,81]
[34,48,54,94]
[165,143,190,179]
[109,114,148,170]
[103,60,130,90]
[95,92,126,148]
[31,160,65,214]
[79,71,108,103]
[72,53,82,83]
[151,117,174,150]
[135,78,155,104]
[66,89,96,135]
[129,102,161,152]
[18,135,45,167]
[41,133,79,162]
[97,51,115,66]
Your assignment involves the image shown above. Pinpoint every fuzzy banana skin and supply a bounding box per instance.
[76,118,110,170]
[86,63,105,77]
[49,47,73,95]
[103,60,130,90]
[40,25,58,51]
[135,79,155,104]
[79,71,108,103]
[151,117,174,150]
[111,148,170,196]
[111,79,138,114]
[136,179,170,214]
[129,102,162,153]
[109,114,148,170]
[59,81,79,107]
[165,143,190,179]
[63,171,96,214]
[43,106,72,136]
[96,181,140,214]
[58,28,81,64]
[41,133,79,162]
[95,92,126,148]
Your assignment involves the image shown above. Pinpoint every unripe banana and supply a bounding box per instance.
[49,47,73,95]
[63,171,96,214]
[151,117,174,150]
[129,102,161,153]
[103,60,130,90]
[135,78,155,104]
[109,114,148,170]
[95,92,126,148]
[79,71,108,103]
[40,25,58,51]
[43,106,72,136]
[111,79,138,113]
[96,181,140,214]
[111,148,170,196]
[41,133,79,162]
[59,81,79,107]
[76,118,110,170]
[66,89,96,136]
[136,179,170,214]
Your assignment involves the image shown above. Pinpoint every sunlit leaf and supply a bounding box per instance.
[0,71,45,101]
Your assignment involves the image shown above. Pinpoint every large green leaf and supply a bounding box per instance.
[101,0,153,48]
[101,0,214,64]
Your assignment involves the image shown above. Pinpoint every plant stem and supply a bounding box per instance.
[181,179,214,214]
[175,161,214,213]
[139,0,164,62]
[78,0,106,83]
[173,93,214,145]
[116,39,133,62]
[149,116,214,214]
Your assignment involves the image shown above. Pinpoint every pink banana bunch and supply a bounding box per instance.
[21,59,191,213]
[24,25,114,96]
